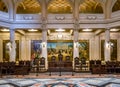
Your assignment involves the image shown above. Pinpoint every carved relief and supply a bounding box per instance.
[41,17,47,30]
[48,33,72,40]
[74,17,79,30]
[87,15,97,20]
[23,16,33,20]
[55,15,65,20]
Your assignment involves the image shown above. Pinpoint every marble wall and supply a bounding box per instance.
[0,31,119,61]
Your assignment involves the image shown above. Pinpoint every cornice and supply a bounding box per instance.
[0,11,120,29]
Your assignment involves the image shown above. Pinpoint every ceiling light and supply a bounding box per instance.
[28,29,38,32]
[82,29,92,31]
[1,29,9,31]
[110,28,119,32]
[55,29,65,32]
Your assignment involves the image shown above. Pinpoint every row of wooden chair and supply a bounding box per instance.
[0,61,31,76]
[91,61,120,74]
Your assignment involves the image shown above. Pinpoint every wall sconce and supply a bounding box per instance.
[42,42,46,48]
[106,41,114,48]
[75,42,79,48]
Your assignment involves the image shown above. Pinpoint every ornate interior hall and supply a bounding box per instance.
[0,0,120,87]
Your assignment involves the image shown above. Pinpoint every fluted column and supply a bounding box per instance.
[104,29,111,61]
[9,29,16,62]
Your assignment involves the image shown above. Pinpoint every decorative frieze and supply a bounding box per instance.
[23,16,33,20]
[48,33,72,40]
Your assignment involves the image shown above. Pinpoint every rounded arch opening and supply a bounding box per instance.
[79,0,103,14]
[112,0,120,12]
[47,0,73,14]
[0,0,8,12]
[16,0,41,14]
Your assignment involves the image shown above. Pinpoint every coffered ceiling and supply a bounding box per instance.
[0,0,120,14]
[47,0,72,14]
[0,0,8,12]
[17,0,41,14]
[79,0,103,13]
[112,0,120,12]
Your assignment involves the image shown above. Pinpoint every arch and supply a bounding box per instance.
[47,0,73,14]
[112,0,120,12]
[16,0,41,14]
[79,0,103,14]
[0,0,8,12]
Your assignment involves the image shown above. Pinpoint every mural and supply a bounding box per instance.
[31,40,42,60]
[101,40,117,61]
[79,40,89,60]
[47,42,73,61]
[3,40,19,61]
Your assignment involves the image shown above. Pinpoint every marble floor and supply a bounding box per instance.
[0,72,120,87]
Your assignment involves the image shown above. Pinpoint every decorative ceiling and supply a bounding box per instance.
[79,0,103,13]
[1,0,120,14]
[112,0,120,12]
[17,0,41,14]
[0,0,8,12]
[47,0,72,14]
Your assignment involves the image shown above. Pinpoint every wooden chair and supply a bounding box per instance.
[65,56,71,62]
[39,57,46,72]
[74,57,81,71]
[51,56,56,62]
[81,57,88,70]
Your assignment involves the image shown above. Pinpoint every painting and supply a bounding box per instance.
[79,40,89,60]
[101,40,117,61]
[3,40,19,61]
[47,41,73,61]
[31,40,42,60]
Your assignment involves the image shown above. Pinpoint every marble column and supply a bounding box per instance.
[73,30,79,58]
[41,0,48,69]
[9,29,16,62]
[41,29,47,69]
[104,29,111,61]
[73,0,79,69]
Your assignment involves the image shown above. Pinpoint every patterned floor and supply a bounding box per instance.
[0,73,120,87]
[0,78,120,87]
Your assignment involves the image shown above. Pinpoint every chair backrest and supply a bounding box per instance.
[51,56,56,62]
[81,57,86,64]
[96,60,101,65]
[33,58,39,65]
[19,61,24,65]
[74,57,80,65]
[40,57,45,65]
[65,56,71,62]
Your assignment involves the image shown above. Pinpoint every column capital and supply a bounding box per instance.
[74,18,79,30]
[74,29,79,42]
[106,27,110,30]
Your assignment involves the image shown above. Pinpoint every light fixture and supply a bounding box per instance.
[75,42,79,48]
[57,34,63,38]
[42,42,46,48]
[106,41,114,48]
[110,28,119,32]
[82,28,92,32]
[55,28,65,32]
[1,29,9,31]
[28,29,38,32]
